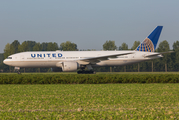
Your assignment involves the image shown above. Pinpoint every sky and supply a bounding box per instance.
[1,0,179,53]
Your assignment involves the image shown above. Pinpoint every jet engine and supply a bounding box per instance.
[62,61,79,72]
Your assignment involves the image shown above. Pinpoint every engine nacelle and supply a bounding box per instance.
[62,61,79,72]
[51,67,62,72]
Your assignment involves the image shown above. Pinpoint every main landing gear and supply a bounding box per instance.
[77,65,96,74]
[77,70,96,74]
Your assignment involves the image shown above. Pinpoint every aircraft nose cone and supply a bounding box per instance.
[3,59,6,64]
[3,59,9,65]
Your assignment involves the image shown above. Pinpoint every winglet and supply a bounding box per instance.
[135,26,163,52]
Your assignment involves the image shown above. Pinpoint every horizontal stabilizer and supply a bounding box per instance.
[145,51,174,57]
[159,51,174,54]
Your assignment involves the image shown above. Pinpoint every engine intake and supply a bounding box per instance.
[62,61,79,72]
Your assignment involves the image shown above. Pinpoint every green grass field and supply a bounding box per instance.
[0,84,179,119]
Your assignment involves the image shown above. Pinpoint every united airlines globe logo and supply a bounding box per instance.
[135,38,154,52]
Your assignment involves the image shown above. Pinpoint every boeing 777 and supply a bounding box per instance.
[3,26,172,74]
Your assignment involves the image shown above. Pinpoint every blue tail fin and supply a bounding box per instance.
[135,26,163,52]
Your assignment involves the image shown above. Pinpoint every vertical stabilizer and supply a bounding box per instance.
[135,26,163,52]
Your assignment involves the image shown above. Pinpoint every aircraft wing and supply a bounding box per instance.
[77,52,134,65]
[145,51,174,57]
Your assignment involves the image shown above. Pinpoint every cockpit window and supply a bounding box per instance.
[7,57,12,59]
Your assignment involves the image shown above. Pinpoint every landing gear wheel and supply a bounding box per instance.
[17,71,21,74]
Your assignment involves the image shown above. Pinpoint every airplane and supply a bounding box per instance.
[3,26,172,74]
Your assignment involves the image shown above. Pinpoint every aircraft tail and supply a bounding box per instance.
[135,26,163,52]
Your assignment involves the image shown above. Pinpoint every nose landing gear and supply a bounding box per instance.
[14,67,21,74]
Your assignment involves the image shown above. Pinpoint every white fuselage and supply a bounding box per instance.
[3,50,162,68]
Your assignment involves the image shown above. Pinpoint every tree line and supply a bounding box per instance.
[0,39,178,72]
